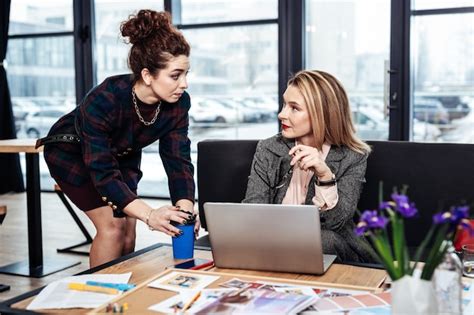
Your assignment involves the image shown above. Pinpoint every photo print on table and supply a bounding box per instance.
[148,271,220,292]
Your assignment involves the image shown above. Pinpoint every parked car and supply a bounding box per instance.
[353,106,440,141]
[212,98,261,123]
[12,99,40,135]
[352,107,388,140]
[189,97,239,124]
[234,96,278,121]
[413,97,450,125]
[425,95,471,121]
[23,107,73,138]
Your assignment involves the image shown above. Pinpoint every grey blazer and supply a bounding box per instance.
[243,134,377,263]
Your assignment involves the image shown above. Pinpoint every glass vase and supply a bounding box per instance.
[433,243,463,314]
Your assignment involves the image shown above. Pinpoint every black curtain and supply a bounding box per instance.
[0,0,25,194]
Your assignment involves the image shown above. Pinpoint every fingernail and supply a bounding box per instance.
[179,230,183,235]
[182,219,187,225]
[188,215,193,220]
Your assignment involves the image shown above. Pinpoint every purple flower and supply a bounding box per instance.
[451,206,469,222]
[355,222,368,236]
[355,210,389,236]
[433,212,452,224]
[391,193,418,218]
[433,206,471,233]
[379,201,395,210]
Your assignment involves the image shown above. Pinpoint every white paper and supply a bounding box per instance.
[27,273,132,310]
[148,271,219,292]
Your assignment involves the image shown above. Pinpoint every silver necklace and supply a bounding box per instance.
[132,88,161,126]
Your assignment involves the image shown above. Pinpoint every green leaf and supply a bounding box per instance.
[410,224,437,275]
[421,224,450,280]
[421,240,449,280]
[371,234,399,280]
[391,212,409,276]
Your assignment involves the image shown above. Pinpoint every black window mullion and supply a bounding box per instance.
[176,19,277,29]
[73,0,94,104]
[412,6,474,16]
[389,0,411,141]
[9,32,74,39]
[278,0,304,126]
[165,0,182,24]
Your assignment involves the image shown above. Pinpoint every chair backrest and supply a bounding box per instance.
[197,140,258,229]
[197,139,474,247]
[360,140,474,247]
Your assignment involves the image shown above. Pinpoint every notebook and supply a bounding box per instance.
[203,202,337,275]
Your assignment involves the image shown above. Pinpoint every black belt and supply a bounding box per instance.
[35,134,81,149]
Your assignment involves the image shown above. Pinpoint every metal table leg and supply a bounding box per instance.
[0,153,80,277]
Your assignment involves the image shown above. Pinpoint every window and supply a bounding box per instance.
[8,0,73,35]
[183,24,278,145]
[305,0,392,141]
[177,0,277,24]
[141,1,279,197]
[411,7,474,142]
[94,1,164,83]
[8,0,75,190]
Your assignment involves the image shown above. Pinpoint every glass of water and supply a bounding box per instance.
[462,244,474,278]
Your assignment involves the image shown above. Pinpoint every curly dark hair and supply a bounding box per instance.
[120,10,190,81]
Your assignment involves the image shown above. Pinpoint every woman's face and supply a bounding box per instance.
[278,85,313,144]
[150,54,190,103]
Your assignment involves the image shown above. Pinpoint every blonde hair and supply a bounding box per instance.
[287,70,371,154]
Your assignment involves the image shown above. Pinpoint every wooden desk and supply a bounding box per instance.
[0,243,387,314]
[0,139,79,278]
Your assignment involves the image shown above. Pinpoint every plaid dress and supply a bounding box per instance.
[44,74,195,216]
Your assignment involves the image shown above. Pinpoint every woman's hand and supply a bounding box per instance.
[175,199,201,238]
[288,144,332,179]
[177,207,201,239]
[147,205,193,237]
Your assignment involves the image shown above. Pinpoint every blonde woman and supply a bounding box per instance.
[243,70,376,263]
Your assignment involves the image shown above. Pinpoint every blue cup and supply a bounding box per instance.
[171,223,195,259]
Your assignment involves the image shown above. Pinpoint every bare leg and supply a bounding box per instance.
[123,217,137,255]
[85,206,126,268]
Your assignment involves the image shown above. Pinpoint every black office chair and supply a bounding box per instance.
[195,140,258,248]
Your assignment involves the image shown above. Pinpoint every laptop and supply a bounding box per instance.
[203,202,337,275]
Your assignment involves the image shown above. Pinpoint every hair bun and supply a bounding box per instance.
[121,10,172,44]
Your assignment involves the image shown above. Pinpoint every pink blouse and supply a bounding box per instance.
[281,143,338,211]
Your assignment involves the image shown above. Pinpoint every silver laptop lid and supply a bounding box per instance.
[204,202,335,275]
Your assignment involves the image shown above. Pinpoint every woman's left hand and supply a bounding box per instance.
[289,144,332,178]
[175,199,201,238]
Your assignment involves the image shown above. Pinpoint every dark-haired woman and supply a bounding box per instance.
[38,10,198,267]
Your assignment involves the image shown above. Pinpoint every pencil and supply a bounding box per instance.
[181,291,201,313]
[190,260,214,270]
[68,282,119,295]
